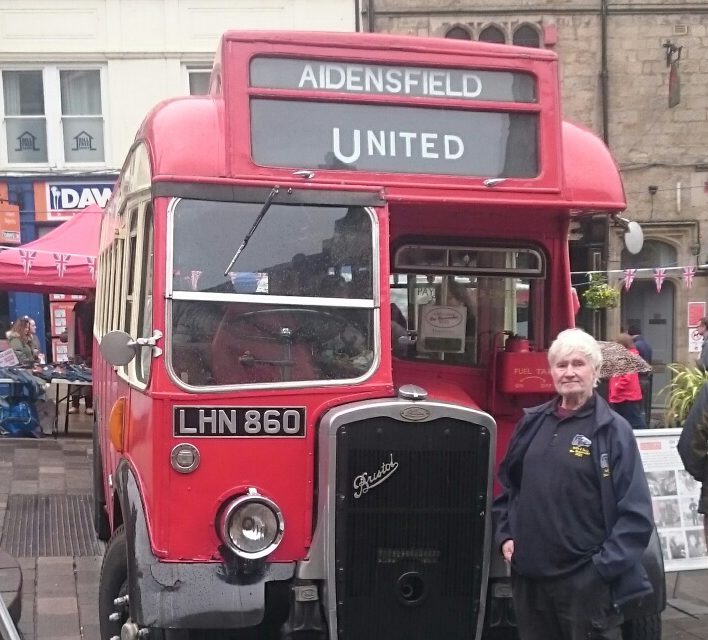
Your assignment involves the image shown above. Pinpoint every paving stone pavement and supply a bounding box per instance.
[0,401,101,640]
[1,400,708,639]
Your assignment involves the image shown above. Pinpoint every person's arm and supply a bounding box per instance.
[492,415,530,555]
[592,424,654,581]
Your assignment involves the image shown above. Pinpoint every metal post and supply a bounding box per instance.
[0,595,21,640]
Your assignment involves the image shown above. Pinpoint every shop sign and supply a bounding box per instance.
[33,181,114,221]
[0,201,21,245]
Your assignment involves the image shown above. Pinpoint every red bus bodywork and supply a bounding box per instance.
[94,31,638,640]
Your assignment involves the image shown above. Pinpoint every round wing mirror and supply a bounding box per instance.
[100,330,137,366]
[624,221,644,255]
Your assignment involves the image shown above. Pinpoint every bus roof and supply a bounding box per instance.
[135,31,625,214]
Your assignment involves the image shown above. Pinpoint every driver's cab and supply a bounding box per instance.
[389,243,546,383]
[167,196,376,389]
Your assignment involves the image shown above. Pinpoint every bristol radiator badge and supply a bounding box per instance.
[353,453,399,499]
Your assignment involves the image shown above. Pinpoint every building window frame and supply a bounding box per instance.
[0,64,107,170]
[183,65,212,96]
[478,24,507,44]
[513,23,542,48]
[444,24,472,40]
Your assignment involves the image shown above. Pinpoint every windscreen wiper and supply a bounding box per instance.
[223,186,280,276]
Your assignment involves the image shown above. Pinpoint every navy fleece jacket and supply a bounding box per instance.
[493,393,655,605]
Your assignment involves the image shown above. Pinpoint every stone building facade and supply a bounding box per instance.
[367,0,708,408]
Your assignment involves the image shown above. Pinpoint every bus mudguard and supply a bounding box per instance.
[114,460,295,629]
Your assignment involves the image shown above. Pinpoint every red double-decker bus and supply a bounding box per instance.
[93,31,663,640]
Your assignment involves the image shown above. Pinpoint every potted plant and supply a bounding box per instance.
[658,363,708,427]
[582,273,620,310]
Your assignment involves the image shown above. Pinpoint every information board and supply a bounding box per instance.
[635,428,707,572]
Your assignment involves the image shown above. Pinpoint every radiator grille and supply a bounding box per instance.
[335,416,490,639]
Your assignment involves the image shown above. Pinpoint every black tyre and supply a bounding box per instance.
[99,525,129,639]
[99,525,168,639]
[92,431,111,541]
[621,613,661,640]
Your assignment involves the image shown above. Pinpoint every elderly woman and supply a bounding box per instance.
[493,328,655,640]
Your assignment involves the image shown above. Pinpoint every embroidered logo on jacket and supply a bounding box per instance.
[600,452,611,478]
[569,434,592,457]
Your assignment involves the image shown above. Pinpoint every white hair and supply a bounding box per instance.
[548,328,603,373]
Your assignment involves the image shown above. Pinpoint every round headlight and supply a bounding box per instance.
[219,489,284,559]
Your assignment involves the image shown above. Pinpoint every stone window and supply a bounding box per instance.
[445,25,472,40]
[479,25,506,44]
[621,239,677,270]
[513,24,541,48]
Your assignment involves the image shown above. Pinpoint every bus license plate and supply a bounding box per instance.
[173,406,306,438]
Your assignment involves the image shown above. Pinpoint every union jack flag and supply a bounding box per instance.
[86,257,96,281]
[683,266,696,289]
[19,250,36,276]
[654,268,667,293]
[623,269,637,291]
[53,253,70,278]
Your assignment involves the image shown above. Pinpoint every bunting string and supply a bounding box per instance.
[572,264,704,290]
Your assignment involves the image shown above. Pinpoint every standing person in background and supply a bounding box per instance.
[609,333,647,429]
[493,328,655,640]
[627,324,653,425]
[68,298,94,415]
[6,317,37,365]
[696,317,708,370]
[627,325,652,364]
[677,381,708,550]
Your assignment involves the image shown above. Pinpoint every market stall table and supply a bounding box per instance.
[51,378,93,437]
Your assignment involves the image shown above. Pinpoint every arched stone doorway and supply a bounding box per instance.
[621,239,677,414]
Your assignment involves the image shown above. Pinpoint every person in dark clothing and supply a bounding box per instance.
[627,325,653,424]
[68,299,94,414]
[493,328,655,640]
[627,325,652,364]
[677,381,708,547]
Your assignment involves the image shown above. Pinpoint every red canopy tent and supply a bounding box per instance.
[0,205,102,294]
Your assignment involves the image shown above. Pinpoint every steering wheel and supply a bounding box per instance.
[225,307,353,343]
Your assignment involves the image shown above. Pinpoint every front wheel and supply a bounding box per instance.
[98,526,166,639]
[98,525,128,639]
[621,613,661,640]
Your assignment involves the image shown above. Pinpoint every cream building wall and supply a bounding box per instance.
[0,0,355,170]
[369,0,708,372]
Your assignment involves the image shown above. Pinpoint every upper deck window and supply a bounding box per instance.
[169,199,376,389]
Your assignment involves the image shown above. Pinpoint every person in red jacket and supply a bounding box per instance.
[609,333,646,429]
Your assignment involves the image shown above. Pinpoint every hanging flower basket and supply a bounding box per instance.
[582,274,620,310]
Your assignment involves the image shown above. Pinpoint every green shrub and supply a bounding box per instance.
[582,273,620,310]
[659,363,708,426]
